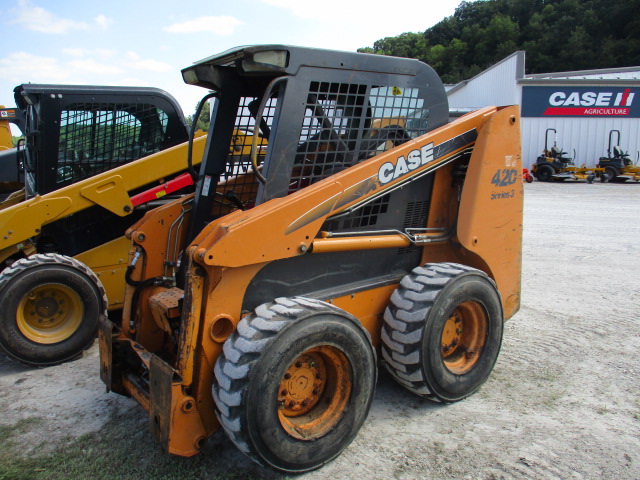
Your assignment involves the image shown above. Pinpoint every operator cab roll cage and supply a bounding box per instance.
[182,45,449,240]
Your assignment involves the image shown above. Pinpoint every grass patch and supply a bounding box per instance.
[538,368,558,383]
[541,388,566,408]
[0,415,283,480]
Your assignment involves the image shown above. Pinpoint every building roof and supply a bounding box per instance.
[447,51,640,91]
[447,51,525,95]
[523,65,640,80]
[519,62,640,86]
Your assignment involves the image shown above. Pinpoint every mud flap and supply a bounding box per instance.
[149,354,182,451]
[98,315,115,391]
[148,354,209,456]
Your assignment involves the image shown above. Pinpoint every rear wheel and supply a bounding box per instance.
[535,164,554,182]
[0,254,107,366]
[381,263,503,402]
[213,297,376,472]
[605,166,619,182]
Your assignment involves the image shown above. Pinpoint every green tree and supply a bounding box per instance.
[185,99,211,132]
[359,0,640,82]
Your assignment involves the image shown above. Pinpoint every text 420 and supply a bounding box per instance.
[491,169,518,187]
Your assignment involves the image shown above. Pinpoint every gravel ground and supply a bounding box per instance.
[1,180,639,479]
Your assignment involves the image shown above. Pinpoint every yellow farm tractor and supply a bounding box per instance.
[99,45,523,472]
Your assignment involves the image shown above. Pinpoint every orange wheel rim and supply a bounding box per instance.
[277,346,351,440]
[440,301,488,374]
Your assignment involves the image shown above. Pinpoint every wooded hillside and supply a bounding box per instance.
[358,0,640,83]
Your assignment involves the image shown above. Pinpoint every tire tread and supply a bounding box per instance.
[381,262,494,401]
[0,253,107,365]
[213,296,370,469]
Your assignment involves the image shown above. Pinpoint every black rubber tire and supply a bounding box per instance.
[381,263,503,402]
[0,254,107,366]
[605,166,619,182]
[213,297,376,473]
[535,165,554,182]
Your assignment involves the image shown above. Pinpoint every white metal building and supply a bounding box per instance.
[447,51,640,168]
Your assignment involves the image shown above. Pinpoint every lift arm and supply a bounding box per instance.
[0,136,206,259]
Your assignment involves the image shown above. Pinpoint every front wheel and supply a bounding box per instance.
[0,254,107,366]
[381,263,503,402]
[604,166,619,182]
[213,297,376,472]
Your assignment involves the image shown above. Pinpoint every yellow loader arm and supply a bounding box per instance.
[0,136,206,262]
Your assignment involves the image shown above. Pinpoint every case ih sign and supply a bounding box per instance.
[521,86,640,117]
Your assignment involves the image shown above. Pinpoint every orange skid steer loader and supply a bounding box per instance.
[99,45,523,472]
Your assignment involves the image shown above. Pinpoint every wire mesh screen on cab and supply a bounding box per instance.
[212,81,430,214]
[57,103,169,184]
[290,82,428,190]
[209,96,275,217]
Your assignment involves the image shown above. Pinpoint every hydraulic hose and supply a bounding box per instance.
[125,247,171,329]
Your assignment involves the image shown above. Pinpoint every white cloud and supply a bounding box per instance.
[114,78,153,87]
[13,0,89,34]
[62,48,89,58]
[11,1,110,34]
[0,49,163,86]
[164,16,243,35]
[94,14,111,31]
[260,0,317,19]
[131,59,173,73]
[67,59,123,75]
[259,0,459,46]
[62,48,116,58]
[0,51,71,82]
[126,51,172,73]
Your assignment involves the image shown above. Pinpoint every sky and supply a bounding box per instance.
[0,0,463,130]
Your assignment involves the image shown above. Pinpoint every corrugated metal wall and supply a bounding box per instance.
[521,115,640,168]
[447,52,522,108]
[446,54,640,170]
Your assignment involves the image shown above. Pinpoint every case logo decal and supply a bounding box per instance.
[378,142,434,185]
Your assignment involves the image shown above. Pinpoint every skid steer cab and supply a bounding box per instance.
[99,45,523,472]
[0,84,203,366]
